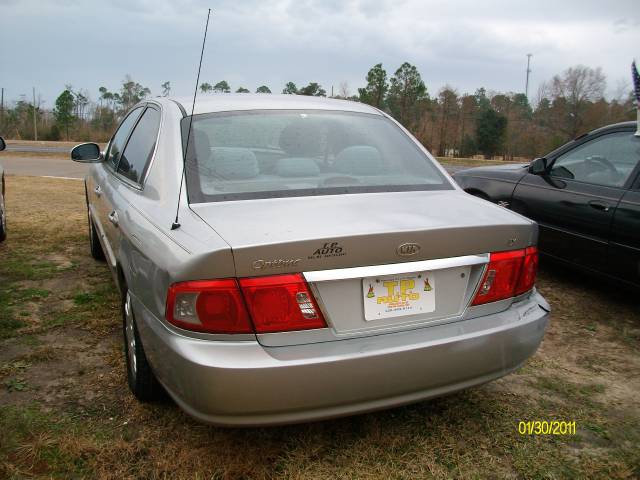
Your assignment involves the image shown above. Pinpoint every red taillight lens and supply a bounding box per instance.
[515,246,538,295]
[166,279,253,334]
[472,247,538,306]
[239,274,327,333]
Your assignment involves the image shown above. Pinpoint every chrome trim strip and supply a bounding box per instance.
[303,254,489,282]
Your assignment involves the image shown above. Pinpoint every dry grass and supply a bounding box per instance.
[0,176,639,479]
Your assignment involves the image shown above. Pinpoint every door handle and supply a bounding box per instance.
[588,200,610,212]
[108,210,119,227]
[94,185,102,197]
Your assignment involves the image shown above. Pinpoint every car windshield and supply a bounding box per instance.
[182,109,451,202]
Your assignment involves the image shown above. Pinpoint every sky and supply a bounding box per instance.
[1,0,639,109]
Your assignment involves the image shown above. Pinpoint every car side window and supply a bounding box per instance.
[551,132,640,188]
[117,107,161,184]
[105,107,144,169]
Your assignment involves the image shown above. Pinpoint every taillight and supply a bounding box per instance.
[471,247,538,306]
[165,274,326,334]
[515,246,538,295]
[239,274,327,333]
[165,279,253,334]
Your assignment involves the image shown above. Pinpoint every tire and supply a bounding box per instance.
[122,289,161,402]
[88,211,105,261]
[0,207,6,242]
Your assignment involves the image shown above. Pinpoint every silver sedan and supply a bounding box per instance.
[72,95,549,426]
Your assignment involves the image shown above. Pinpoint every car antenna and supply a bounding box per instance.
[172,8,212,230]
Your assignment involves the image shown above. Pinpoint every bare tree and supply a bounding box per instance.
[338,81,350,98]
[546,65,606,137]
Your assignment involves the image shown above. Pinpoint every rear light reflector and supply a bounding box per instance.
[239,274,327,333]
[166,279,253,334]
[471,247,538,306]
[166,274,327,334]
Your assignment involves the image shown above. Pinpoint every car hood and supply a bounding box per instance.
[190,190,536,277]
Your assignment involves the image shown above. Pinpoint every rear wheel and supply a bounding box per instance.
[88,211,105,261]
[122,289,161,401]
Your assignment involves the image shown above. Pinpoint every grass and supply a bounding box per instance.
[0,176,639,479]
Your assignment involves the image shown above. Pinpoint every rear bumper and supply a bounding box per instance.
[135,292,549,426]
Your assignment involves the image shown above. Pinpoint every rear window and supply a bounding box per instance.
[182,110,451,202]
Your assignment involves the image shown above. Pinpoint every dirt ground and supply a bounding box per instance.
[0,176,639,479]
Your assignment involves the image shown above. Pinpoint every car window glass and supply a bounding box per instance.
[105,107,144,169]
[551,132,640,188]
[183,110,451,202]
[117,107,161,184]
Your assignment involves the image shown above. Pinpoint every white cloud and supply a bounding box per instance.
[0,0,638,104]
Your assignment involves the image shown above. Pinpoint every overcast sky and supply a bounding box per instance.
[1,0,639,108]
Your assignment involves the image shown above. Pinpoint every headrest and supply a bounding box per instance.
[275,157,320,177]
[334,145,383,176]
[211,147,259,179]
[279,120,323,156]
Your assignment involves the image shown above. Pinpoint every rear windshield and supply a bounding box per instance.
[182,109,451,202]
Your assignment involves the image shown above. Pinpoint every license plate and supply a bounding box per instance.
[362,272,435,321]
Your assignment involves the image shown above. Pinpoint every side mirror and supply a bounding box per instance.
[71,143,102,163]
[0,137,6,152]
[530,157,548,175]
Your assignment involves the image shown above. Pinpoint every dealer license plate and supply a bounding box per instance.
[362,272,435,321]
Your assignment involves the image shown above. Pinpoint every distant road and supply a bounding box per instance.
[1,154,88,179]
[1,154,462,180]
[6,144,71,154]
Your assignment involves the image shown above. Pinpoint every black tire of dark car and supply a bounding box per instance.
[122,288,161,402]
[88,211,105,261]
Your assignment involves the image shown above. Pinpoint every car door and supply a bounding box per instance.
[511,128,638,273]
[102,105,162,266]
[608,161,640,286]
[89,106,144,268]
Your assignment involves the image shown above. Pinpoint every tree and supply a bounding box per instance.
[213,81,231,93]
[54,89,76,140]
[119,76,150,110]
[282,82,298,94]
[256,85,272,94]
[387,62,427,126]
[544,65,607,137]
[200,82,213,93]
[161,81,171,96]
[298,82,326,97]
[236,87,250,93]
[358,63,388,108]
[476,108,507,159]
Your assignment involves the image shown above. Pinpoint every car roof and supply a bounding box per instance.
[588,120,636,136]
[163,94,383,116]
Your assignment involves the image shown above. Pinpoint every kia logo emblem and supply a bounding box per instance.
[397,243,421,256]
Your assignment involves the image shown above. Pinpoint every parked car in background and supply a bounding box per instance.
[0,136,6,242]
[71,94,549,426]
[454,121,640,288]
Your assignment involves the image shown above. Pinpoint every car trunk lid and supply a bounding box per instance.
[190,190,536,345]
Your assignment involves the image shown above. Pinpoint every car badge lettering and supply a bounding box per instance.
[396,243,421,257]
[308,242,346,260]
[252,258,301,270]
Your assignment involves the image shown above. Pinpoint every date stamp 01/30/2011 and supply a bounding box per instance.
[518,421,577,435]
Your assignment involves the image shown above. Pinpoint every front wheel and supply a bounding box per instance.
[123,289,161,402]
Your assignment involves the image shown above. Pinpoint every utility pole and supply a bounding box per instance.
[0,88,4,132]
[32,87,38,141]
[525,53,533,101]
